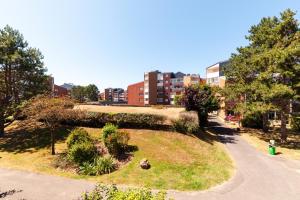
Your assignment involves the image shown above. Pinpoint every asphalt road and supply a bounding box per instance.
[0,117,299,200]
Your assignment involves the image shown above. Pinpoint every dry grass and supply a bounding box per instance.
[0,123,233,191]
[240,128,300,160]
[74,105,185,121]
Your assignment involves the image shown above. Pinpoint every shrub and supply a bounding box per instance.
[291,115,300,131]
[102,123,118,140]
[81,184,171,200]
[104,130,130,156]
[68,142,97,165]
[79,156,115,176]
[79,158,112,176]
[172,112,199,134]
[241,112,263,129]
[61,111,166,129]
[66,128,93,148]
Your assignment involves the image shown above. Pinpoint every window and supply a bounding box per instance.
[157,98,163,102]
[165,86,169,90]
[165,80,169,84]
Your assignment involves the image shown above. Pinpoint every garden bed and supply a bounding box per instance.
[0,122,233,191]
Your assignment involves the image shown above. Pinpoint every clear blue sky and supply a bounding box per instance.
[0,0,299,91]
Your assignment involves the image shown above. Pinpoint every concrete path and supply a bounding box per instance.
[169,116,300,200]
[0,116,300,200]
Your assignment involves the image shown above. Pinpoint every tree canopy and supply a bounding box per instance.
[0,25,49,136]
[182,84,219,127]
[224,9,300,140]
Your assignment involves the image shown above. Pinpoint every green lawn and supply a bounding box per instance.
[0,122,233,191]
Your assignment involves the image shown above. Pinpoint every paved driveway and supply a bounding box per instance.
[0,116,300,200]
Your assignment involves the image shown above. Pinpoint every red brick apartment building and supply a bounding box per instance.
[127,70,202,106]
[127,81,144,106]
[53,84,68,97]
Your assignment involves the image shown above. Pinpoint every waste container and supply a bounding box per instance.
[268,140,276,155]
[268,145,276,155]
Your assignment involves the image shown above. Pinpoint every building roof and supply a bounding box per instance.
[206,60,229,69]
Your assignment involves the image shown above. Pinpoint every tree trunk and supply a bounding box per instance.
[198,111,208,128]
[280,110,287,142]
[0,112,4,137]
[262,112,269,133]
[51,129,55,155]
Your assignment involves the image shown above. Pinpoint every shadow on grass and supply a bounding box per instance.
[240,128,300,151]
[0,123,72,154]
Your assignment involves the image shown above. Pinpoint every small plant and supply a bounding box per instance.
[81,183,172,200]
[172,112,199,134]
[79,156,115,176]
[102,123,118,140]
[104,130,130,156]
[68,142,97,165]
[66,128,93,148]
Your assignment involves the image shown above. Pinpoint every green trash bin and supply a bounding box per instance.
[269,145,276,155]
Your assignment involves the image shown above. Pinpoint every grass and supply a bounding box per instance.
[74,105,185,121]
[240,128,300,160]
[0,122,233,191]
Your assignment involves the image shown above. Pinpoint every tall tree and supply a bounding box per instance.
[85,84,99,101]
[71,86,86,103]
[0,25,49,137]
[182,84,219,127]
[225,9,300,140]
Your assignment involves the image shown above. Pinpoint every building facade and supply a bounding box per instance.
[206,61,228,88]
[127,82,144,106]
[206,61,229,118]
[54,84,68,97]
[103,88,127,103]
[127,71,202,106]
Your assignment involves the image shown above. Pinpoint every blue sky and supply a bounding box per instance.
[0,0,299,91]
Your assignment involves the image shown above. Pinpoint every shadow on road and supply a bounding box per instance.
[0,189,23,199]
[206,115,239,145]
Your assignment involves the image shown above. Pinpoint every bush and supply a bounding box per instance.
[172,112,199,134]
[81,184,171,200]
[102,123,118,140]
[68,142,97,165]
[66,128,93,148]
[241,112,263,129]
[291,115,300,131]
[104,130,130,156]
[79,156,115,176]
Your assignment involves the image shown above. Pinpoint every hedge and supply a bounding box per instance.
[60,111,167,129]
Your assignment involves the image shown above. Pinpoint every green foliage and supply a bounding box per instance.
[224,9,300,139]
[79,156,115,176]
[241,112,263,129]
[291,115,300,131]
[68,142,97,165]
[173,95,183,106]
[81,184,171,200]
[102,123,118,140]
[71,86,86,103]
[63,112,166,129]
[104,130,130,156]
[85,84,99,101]
[182,84,219,127]
[66,128,93,149]
[172,112,199,134]
[71,84,99,102]
[0,25,49,136]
